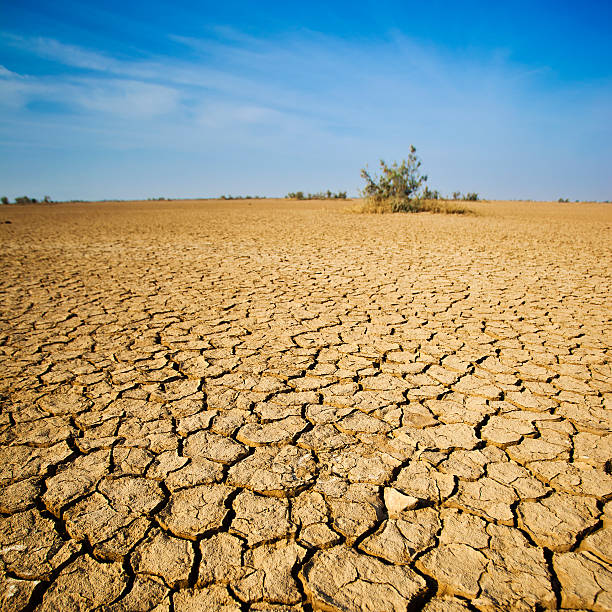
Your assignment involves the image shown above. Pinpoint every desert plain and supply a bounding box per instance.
[0,197,611,611]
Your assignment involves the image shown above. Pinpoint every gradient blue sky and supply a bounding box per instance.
[1,0,611,201]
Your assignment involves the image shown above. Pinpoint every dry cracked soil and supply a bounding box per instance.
[0,197,611,611]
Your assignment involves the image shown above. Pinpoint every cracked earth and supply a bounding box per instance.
[0,198,611,611]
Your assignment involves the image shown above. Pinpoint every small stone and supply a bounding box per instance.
[384,487,419,517]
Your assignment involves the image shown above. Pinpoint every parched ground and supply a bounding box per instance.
[0,198,611,611]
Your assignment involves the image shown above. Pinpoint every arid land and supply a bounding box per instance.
[0,198,611,611]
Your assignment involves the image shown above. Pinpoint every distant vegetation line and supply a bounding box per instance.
[286,190,348,200]
[1,192,609,206]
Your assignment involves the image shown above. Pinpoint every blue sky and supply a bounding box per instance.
[1,0,611,201]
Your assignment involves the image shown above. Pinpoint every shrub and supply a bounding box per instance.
[452,191,461,200]
[286,190,346,200]
[221,194,266,200]
[464,192,479,201]
[360,146,428,206]
[558,197,569,203]
[423,187,441,200]
[1,197,8,205]
[358,147,472,215]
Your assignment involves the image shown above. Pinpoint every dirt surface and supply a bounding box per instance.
[0,198,611,611]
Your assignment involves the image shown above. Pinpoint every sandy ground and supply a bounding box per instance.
[0,198,611,611]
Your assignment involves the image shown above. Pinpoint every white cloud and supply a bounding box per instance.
[0,54,181,119]
[0,64,23,78]
[70,79,181,118]
[2,33,118,72]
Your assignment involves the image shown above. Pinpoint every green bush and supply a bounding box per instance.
[360,146,428,206]
[221,194,266,200]
[464,192,479,201]
[358,147,471,214]
[286,190,346,200]
[15,196,36,204]
[1,197,8,205]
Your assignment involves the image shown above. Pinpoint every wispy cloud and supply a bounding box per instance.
[1,25,611,199]
[72,79,181,118]
[3,33,119,72]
